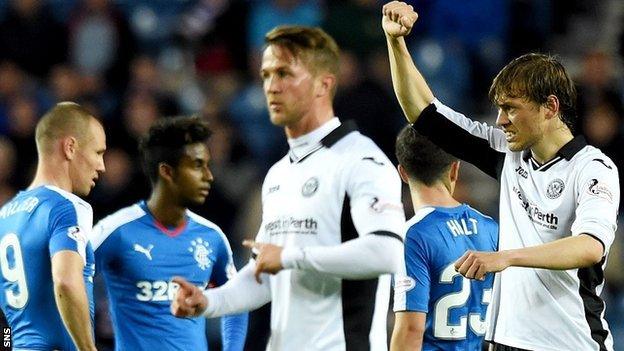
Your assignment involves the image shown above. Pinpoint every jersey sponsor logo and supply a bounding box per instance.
[264,217,318,236]
[394,275,416,293]
[301,177,319,197]
[587,178,614,203]
[514,166,528,179]
[67,226,85,244]
[362,156,385,166]
[135,280,206,302]
[592,158,613,170]
[546,178,565,199]
[0,196,39,219]
[133,243,154,260]
[513,186,559,229]
[189,238,212,270]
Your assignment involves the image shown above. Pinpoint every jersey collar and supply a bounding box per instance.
[287,117,340,163]
[522,135,588,171]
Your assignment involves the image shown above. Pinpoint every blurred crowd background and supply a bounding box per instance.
[0,0,623,349]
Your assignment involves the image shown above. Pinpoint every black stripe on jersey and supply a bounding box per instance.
[527,155,563,172]
[578,257,609,351]
[340,194,376,351]
[321,120,358,147]
[413,104,506,180]
[557,135,588,160]
[370,230,403,243]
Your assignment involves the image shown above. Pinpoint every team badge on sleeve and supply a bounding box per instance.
[587,178,614,203]
[394,275,416,293]
[67,226,85,244]
[189,238,213,270]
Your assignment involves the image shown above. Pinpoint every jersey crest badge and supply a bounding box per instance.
[189,238,212,270]
[302,177,319,197]
[546,178,565,199]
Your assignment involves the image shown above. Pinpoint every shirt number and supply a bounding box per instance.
[433,263,491,339]
[0,233,29,309]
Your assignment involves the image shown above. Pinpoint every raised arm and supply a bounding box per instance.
[382,1,434,122]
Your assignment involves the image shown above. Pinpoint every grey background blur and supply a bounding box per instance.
[0,0,622,349]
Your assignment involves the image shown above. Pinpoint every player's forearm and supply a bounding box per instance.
[505,234,604,270]
[54,280,96,351]
[204,262,271,318]
[52,251,96,351]
[281,234,402,279]
[221,312,248,351]
[386,34,435,123]
[390,315,424,351]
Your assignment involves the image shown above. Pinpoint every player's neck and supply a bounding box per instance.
[285,104,334,139]
[530,124,573,164]
[29,160,72,193]
[410,181,460,210]
[146,189,186,227]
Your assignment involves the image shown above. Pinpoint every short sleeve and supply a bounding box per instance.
[210,229,237,287]
[571,157,620,252]
[393,229,431,313]
[346,154,405,238]
[48,200,93,264]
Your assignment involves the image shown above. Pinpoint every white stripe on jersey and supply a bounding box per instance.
[46,185,93,263]
[186,210,233,256]
[90,204,145,250]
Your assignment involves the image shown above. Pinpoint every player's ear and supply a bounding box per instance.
[544,95,560,120]
[315,74,336,98]
[62,136,77,160]
[158,162,175,183]
[397,164,410,184]
[449,161,460,182]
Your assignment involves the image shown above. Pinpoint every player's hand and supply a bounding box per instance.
[170,276,207,318]
[242,240,284,283]
[382,1,418,38]
[453,250,510,280]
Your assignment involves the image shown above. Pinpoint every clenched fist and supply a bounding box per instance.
[382,1,419,38]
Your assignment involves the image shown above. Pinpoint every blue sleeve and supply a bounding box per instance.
[93,228,119,275]
[210,233,235,287]
[404,229,432,312]
[211,232,248,350]
[48,200,85,257]
[221,313,248,351]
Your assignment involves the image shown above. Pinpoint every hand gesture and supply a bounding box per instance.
[454,250,511,280]
[382,1,419,38]
[242,240,284,283]
[170,276,207,318]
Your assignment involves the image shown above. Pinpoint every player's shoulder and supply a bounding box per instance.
[330,129,386,159]
[464,204,496,222]
[186,210,232,249]
[574,144,618,173]
[40,185,92,212]
[405,207,438,239]
[91,203,146,250]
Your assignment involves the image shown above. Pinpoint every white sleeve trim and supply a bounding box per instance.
[203,261,271,318]
[90,205,145,250]
[280,234,402,279]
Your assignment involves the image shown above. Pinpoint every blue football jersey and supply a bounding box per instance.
[0,185,95,350]
[91,201,245,351]
[394,204,499,351]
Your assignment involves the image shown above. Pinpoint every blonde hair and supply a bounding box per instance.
[35,102,97,154]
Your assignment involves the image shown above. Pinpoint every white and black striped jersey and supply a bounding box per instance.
[412,99,620,351]
[256,118,405,351]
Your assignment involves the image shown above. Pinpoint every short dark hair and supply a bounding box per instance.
[395,126,457,185]
[489,53,577,133]
[265,25,340,97]
[139,116,212,184]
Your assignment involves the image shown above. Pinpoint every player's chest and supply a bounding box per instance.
[505,161,577,232]
[116,232,218,282]
[263,161,345,216]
